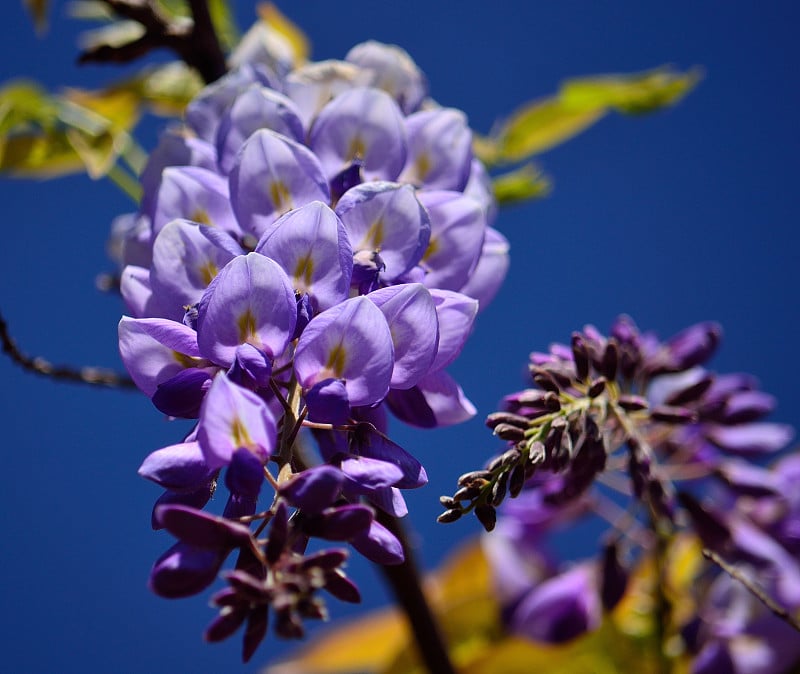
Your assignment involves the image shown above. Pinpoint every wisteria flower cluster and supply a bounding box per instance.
[440,316,798,671]
[113,39,508,660]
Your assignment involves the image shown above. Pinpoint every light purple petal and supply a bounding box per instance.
[705,423,794,455]
[340,456,404,489]
[150,219,237,321]
[120,265,166,318]
[428,289,479,372]
[152,166,240,238]
[458,227,509,310]
[294,296,394,407]
[415,370,476,427]
[350,520,404,565]
[118,316,203,396]
[138,441,215,491]
[418,190,486,291]
[399,108,472,191]
[197,373,277,469]
[367,283,438,389]
[309,87,407,181]
[335,182,430,281]
[215,84,305,174]
[255,201,353,311]
[196,253,297,365]
[229,128,330,239]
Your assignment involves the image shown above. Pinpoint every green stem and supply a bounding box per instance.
[106,163,142,202]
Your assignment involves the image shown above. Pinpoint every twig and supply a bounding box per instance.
[375,512,457,674]
[0,309,136,389]
[78,0,227,84]
[702,548,800,633]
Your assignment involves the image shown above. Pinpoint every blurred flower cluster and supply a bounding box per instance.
[438,316,800,673]
[112,33,507,660]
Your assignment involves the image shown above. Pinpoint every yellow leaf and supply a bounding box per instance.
[492,163,552,205]
[257,2,310,65]
[491,97,606,162]
[265,608,408,674]
[63,87,141,134]
[561,66,703,115]
[0,131,84,178]
[208,0,241,51]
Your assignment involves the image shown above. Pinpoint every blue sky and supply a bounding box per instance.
[1,1,798,672]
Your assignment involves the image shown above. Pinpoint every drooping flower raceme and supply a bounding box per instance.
[113,39,507,661]
[439,317,798,670]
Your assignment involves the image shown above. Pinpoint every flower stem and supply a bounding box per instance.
[375,512,457,674]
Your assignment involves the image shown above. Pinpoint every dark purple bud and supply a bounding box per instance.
[304,378,351,425]
[490,473,508,507]
[300,549,349,572]
[600,341,618,381]
[664,373,714,406]
[475,504,497,532]
[453,485,481,501]
[280,465,345,514]
[227,344,273,389]
[149,542,226,598]
[509,464,526,498]
[330,160,364,204]
[704,423,794,455]
[714,460,780,498]
[718,391,776,425]
[351,249,386,295]
[650,405,697,424]
[242,605,269,663]
[493,423,526,442]
[587,377,606,398]
[205,607,248,643]
[502,447,522,467]
[275,607,304,639]
[224,570,268,602]
[571,333,590,381]
[486,411,531,430]
[386,385,437,428]
[152,368,213,418]
[225,447,264,500]
[439,495,457,509]
[665,321,722,371]
[617,394,648,412]
[303,504,374,541]
[600,542,628,611]
[266,502,289,565]
[324,569,361,603]
[150,485,215,530]
[350,520,404,565]
[437,508,463,523]
[458,470,493,487]
[533,372,561,394]
[155,504,254,550]
[292,292,314,340]
[678,491,731,552]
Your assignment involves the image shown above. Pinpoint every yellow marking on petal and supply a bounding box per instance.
[293,253,315,291]
[269,180,293,213]
[414,152,431,183]
[325,342,348,378]
[363,218,385,249]
[171,350,200,368]
[422,236,439,261]
[189,208,211,225]
[198,260,218,286]
[347,136,366,162]
[237,308,259,344]
[231,416,252,448]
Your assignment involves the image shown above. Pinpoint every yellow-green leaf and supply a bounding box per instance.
[208,0,240,51]
[0,130,84,178]
[486,97,606,163]
[492,163,552,205]
[23,0,50,34]
[561,67,702,115]
[0,80,60,135]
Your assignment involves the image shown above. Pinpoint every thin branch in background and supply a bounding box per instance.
[0,309,136,389]
[375,512,457,674]
[78,0,227,84]
[702,548,800,633]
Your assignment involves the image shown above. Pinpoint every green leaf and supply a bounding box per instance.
[561,66,703,115]
[0,130,85,177]
[66,1,116,22]
[23,0,50,34]
[486,98,606,164]
[208,0,240,52]
[0,80,60,135]
[480,65,700,166]
[492,163,552,205]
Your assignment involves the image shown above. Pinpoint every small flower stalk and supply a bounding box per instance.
[441,316,799,670]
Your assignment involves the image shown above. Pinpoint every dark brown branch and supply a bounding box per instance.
[375,512,457,674]
[703,548,800,633]
[0,309,136,389]
[78,0,227,84]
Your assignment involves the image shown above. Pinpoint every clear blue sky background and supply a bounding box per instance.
[1,1,798,672]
